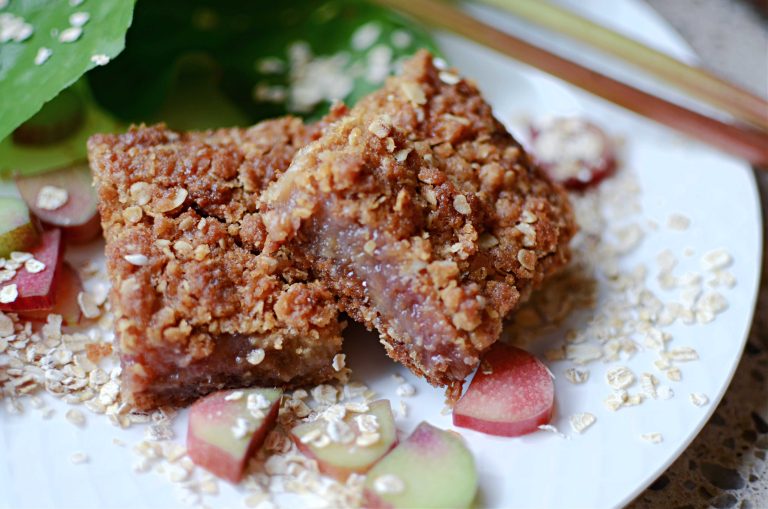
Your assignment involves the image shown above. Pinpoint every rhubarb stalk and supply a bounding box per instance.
[374,0,768,166]
[477,0,768,132]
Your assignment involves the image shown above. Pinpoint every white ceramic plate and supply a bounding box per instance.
[0,1,762,508]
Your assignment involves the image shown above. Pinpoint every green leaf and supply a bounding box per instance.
[88,0,439,128]
[0,0,136,142]
[0,80,120,179]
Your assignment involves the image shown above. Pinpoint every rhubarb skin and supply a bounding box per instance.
[19,262,82,325]
[0,196,41,257]
[187,388,282,483]
[0,229,63,312]
[453,343,554,437]
[291,399,398,481]
[16,163,102,244]
[363,421,478,509]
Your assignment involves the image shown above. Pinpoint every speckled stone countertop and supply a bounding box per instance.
[630,1,767,507]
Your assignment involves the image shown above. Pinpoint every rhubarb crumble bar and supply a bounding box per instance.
[88,119,345,410]
[262,51,576,396]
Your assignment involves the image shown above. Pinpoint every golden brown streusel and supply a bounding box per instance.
[88,118,346,410]
[262,51,575,394]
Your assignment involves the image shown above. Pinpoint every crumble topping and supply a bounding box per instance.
[88,119,347,409]
[262,51,575,393]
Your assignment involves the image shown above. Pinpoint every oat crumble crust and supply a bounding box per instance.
[262,51,576,395]
[88,117,347,410]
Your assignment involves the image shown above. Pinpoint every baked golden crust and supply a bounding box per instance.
[88,120,345,410]
[262,51,576,392]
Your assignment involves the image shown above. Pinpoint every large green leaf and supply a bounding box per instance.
[88,0,440,127]
[0,0,135,141]
[0,80,120,178]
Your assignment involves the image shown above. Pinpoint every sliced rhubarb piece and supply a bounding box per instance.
[0,196,41,257]
[528,117,617,191]
[363,422,477,509]
[19,263,82,326]
[187,387,282,483]
[453,343,554,437]
[291,399,397,481]
[0,229,63,312]
[16,162,101,244]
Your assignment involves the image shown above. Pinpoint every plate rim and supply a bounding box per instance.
[0,2,763,508]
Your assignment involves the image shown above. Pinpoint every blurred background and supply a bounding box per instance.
[646,0,766,97]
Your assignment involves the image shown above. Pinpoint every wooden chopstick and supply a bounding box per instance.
[375,0,768,166]
[477,0,768,133]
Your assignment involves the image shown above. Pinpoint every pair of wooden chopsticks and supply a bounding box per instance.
[375,0,768,166]
[479,0,768,132]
